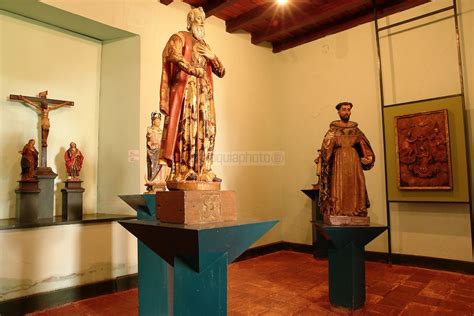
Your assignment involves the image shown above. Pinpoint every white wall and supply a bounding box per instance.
[0,222,137,301]
[0,0,283,301]
[0,0,472,302]
[275,0,473,261]
[0,11,101,218]
[43,0,284,245]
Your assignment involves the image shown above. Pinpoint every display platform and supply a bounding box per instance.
[62,180,85,221]
[120,216,277,315]
[119,194,169,316]
[314,222,387,309]
[301,189,328,258]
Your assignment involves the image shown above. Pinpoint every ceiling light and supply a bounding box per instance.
[276,0,287,5]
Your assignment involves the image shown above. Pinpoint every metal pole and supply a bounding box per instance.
[372,0,393,264]
[452,0,474,259]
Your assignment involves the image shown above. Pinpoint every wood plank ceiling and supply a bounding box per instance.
[160,0,430,53]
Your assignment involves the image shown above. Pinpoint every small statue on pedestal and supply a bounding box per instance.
[62,142,85,221]
[145,112,166,192]
[19,139,39,180]
[319,102,375,226]
[64,142,84,180]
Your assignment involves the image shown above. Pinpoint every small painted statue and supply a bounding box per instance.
[145,112,166,192]
[64,142,84,180]
[19,139,39,180]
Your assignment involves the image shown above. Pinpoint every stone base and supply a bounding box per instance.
[62,180,85,221]
[17,179,40,191]
[36,166,57,176]
[324,215,370,226]
[156,190,236,224]
[166,180,221,191]
[37,171,57,220]
[15,180,41,223]
[65,179,83,189]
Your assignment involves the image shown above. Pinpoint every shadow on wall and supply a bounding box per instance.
[54,146,67,217]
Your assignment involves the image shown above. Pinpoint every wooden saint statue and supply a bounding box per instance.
[64,142,84,180]
[159,7,225,190]
[319,102,375,225]
[19,139,39,180]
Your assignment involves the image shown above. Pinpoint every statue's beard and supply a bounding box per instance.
[340,115,350,122]
[192,24,205,41]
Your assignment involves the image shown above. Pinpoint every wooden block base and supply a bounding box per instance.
[324,215,370,226]
[166,181,221,191]
[156,190,236,224]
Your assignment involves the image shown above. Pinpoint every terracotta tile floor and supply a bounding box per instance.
[30,251,474,315]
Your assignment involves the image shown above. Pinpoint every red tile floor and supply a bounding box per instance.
[30,251,474,315]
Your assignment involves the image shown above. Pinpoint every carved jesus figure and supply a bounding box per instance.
[19,91,72,147]
[319,102,375,219]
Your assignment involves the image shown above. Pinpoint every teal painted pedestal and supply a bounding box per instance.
[119,194,169,316]
[315,222,387,309]
[120,217,277,316]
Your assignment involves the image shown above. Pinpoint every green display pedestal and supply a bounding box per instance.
[315,222,387,309]
[120,218,277,315]
[301,189,328,258]
[119,194,169,316]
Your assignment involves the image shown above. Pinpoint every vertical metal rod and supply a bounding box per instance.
[372,0,393,264]
[452,0,474,259]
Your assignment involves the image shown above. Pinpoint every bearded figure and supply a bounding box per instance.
[319,102,375,225]
[159,7,225,190]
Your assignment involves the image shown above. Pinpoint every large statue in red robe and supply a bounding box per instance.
[159,7,225,185]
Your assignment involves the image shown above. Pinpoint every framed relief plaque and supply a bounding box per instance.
[395,110,452,190]
[383,95,469,203]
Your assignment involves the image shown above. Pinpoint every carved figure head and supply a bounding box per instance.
[151,112,162,127]
[187,7,206,41]
[336,102,353,122]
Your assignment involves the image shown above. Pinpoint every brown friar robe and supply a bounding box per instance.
[319,121,375,217]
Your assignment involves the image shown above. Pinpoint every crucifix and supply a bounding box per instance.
[9,91,74,171]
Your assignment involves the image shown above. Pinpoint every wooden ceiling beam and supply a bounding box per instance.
[251,0,363,45]
[204,0,241,17]
[272,0,430,53]
[226,2,277,33]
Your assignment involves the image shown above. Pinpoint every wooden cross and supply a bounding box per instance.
[9,91,74,169]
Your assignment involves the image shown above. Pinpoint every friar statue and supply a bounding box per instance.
[158,7,225,188]
[319,102,375,225]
